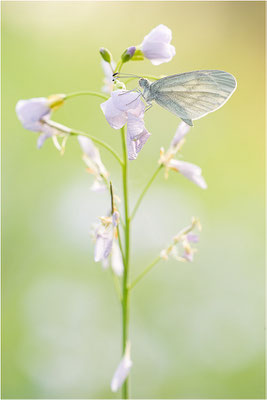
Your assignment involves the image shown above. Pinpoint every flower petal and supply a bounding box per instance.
[142,24,173,44]
[187,233,199,243]
[100,97,127,129]
[169,160,207,189]
[16,98,51,132]
[78,136,108,178]
[111,345,132,392]
[171,121,191,147]
[94,225,113,262]
[127,113,145,141]
[112,90,142,112]
[111,241,124,276]
[90,179,107,192]
[37,133,51,149]
[127,128,151,160]
[141,41,176,65]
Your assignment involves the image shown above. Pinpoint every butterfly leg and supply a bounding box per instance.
[144,102,153,112]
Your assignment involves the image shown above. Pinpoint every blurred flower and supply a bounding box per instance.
[168,159,207,189]
[78,136,109,192]
[170,121,191,149]
[159,122,207,189]
[16,95,68,151]
[111,342,132,392]
[140,24,176,65]
[101,60,116,94]
[93,211,123,276]
[101,90,151,160]
[160,217,201,262]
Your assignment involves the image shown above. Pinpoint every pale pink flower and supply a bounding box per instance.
[101,91,151,160]
[140,24,176,65]
[168,159,207,189]
[16,96,67,149]
[93,212,123,276]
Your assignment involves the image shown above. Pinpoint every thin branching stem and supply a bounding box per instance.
[130,164,163,221]
[65,91,108,100]
[129,256,162,290]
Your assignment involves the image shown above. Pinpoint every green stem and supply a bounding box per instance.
[121,126,130,399]
[44,120,123,166]
[129,256,161,290]
[65,91,108,100]
[130,165,163,221]
[111,270,122,302]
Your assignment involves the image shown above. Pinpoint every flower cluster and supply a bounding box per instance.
[100,24,176,162]
[160,217,202,263]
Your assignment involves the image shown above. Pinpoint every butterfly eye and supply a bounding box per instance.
[139,78,147,88]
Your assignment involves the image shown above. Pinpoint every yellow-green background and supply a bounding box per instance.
[2,1,265,399]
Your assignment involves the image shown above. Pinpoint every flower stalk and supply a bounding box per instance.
[120,125,131,399]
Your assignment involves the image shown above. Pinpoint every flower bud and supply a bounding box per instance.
[120,46,136,63]
[99,47,112,63]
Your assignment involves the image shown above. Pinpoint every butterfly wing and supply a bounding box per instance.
[150,70,237,126]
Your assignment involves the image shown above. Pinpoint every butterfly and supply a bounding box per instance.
[114,70,237,126]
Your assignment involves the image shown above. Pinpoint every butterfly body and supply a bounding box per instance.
[138,70,237,126]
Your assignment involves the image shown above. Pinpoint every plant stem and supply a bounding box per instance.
[44,120,123,166]
[121,126,130,399]
[129,256,162,290]
[130,165,163,221]
[65,91,108,100]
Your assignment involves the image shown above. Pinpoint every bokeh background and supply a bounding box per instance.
[2,1,265,399]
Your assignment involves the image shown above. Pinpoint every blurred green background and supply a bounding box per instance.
[2,1,265,399]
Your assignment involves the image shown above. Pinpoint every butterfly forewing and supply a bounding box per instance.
[150,70,237,125]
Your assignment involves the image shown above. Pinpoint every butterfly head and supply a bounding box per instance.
[139,78,150,89]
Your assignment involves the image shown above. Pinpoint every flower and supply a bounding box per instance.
[111,342,132,392]
[101,90,151,160]
[16,97,51,132]
[16,95,68,150]
[159,122,207,189]
[101,59,116,94]
[168,159,207,189]
[78,136,109,192]
[140,24,176,65]
[93,211,123,276]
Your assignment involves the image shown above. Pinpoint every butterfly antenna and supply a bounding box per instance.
[112,72,142,81]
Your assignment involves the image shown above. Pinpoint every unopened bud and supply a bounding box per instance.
[99,48,112,63]
[121,46,136,63]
